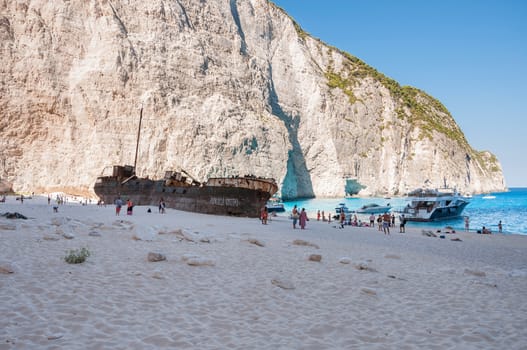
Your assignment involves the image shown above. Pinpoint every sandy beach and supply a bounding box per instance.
[1,196,526,349]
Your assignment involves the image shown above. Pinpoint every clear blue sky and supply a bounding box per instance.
[272,0,527,187]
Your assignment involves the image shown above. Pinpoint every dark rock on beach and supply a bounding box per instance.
[2,212,28,219]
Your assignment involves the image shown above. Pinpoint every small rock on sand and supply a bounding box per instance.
[339,257,351,264]
[186,257,215,266]
[47,334,63,340]
[464,269,486,277]
[271,278,295,290]
[171,229,195,242]
[151,272,164,279]
[248,238,265,247]
[181,254,199,261]
[43,235,59,241]
[0,223,16,230]
[292,239,319,249]
[0,264,15,274]
[354,263,377,272]
[147,252,166,262]
[308,254,322,262]
[385,254,401,259]
[361,288,377,296]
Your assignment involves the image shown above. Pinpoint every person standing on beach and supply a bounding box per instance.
[158,198,166,214]
[126,199,133,215]
[261,207,268,225]
[399,215,406,233]
[498,220,503,233]
[464,216,470,232]
[369,214,375,228]
[377,214,382,231]
[317,210,321,221]
[339,210,346,228]
[299,208,309,229]
[382,212,391,234]
[115,197,123,216]
[292,205,299,229]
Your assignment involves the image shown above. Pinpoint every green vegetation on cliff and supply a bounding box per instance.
[335,49,470,148]
[271,2,500,176]
[398,86,469,148]
[325,69,357,105]
[474,151,501,173]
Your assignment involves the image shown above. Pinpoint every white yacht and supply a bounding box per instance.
[398,188,469,222]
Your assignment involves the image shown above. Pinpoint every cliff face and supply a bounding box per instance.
[0,0,506,198]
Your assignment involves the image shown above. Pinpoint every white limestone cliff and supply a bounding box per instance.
[0,0,506,198]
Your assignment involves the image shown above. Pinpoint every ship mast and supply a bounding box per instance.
[133,106,143,175]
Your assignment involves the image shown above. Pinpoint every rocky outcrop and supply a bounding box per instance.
[0,0,506,199]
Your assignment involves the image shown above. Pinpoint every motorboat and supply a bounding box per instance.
[266,196,285,213]
[334,203,353,219]
[355,203,391,214]
[396,188,469,222]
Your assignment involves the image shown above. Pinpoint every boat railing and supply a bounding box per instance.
[394,206,417,214]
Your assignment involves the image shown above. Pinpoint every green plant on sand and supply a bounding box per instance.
[64,247,91,264]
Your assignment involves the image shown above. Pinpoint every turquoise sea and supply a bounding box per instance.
[282,187,527,235]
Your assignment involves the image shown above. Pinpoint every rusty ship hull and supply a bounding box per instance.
[94,166,278,218]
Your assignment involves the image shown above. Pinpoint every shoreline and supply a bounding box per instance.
[2,194,522,236]
[1,196,527,348]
